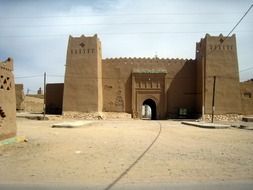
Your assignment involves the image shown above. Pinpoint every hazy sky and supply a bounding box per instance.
[0,0,252,92]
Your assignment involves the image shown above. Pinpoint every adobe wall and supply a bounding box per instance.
[102,58,197,118]
[63,34,103,113]
[197,34,242,114]
[46,83,64,114]
[0,58,16,140]
[61,33,242,119]
[240,80,253,115]
[15,84,25,111]
[24,95,44,113]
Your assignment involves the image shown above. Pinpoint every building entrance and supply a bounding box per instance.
[132,70,167,119]
[142,99,157,120]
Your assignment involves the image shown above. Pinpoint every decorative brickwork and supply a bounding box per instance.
[0,58,16,140]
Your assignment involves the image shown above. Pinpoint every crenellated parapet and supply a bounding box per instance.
[0,58,13,72]
[102,57,195,66]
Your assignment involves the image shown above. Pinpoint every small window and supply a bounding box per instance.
[244,92,251,98]
[179,108,187,116]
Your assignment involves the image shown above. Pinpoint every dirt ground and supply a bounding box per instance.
[0,118,253,186]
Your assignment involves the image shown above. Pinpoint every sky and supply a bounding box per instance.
[0,0,252,93]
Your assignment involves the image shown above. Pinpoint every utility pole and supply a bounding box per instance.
[211,76,216,123]
[43,72,46,120]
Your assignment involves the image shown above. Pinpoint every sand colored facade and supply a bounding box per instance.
[63,35,103,113]
[196,34,242,115]
[15,84,25,111]
[61,34,243,119]
[0,58,16,140]
[240,79,253,115]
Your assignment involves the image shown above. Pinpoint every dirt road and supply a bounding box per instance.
[0,118,253,186]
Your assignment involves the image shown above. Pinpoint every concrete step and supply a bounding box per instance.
[181,121,230,129]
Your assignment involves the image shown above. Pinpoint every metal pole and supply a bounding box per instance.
[43,72,46,120]
[211,76,216,123]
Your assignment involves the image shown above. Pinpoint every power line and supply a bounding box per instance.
[15,73,241,80]
[239,66,253,73]
[206,4,253,56]
[0,12,245,19]
[1,30,252,39]
[15,74,43,79]
[2,21,253,28]
[226,4,253,37]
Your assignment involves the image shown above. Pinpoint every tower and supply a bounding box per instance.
[0,58,16,140]
[196,34,242,115]
[63,34,103,113]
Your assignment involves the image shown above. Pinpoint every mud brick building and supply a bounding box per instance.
[15,84,25,111]
[240,79,253,115]
[0,58,16,140]
[58,33,245,119]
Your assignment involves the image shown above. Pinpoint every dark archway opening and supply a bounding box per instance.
[142,99,157,120]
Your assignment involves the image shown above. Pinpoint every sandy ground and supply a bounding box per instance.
[0,118,253,186]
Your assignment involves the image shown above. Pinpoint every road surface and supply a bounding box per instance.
[0,181,253,190]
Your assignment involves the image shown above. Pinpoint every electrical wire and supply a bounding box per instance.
[206,4,253,56]
[1,30,252,38]
[2,21,253,28]
[12,4,253,83]
[15,74,43,79]
[15,73,241,80]
[239,66,253,73]
[0,12,246,19]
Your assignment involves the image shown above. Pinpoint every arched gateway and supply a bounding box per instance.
[142,99,157,120]
[131,69,167,120]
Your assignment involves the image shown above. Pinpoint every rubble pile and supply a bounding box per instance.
[203,114,242,122]
[49,112,132,120]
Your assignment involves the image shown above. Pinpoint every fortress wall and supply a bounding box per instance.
[195,40,204,115]
[0,58,16,140]
[63,35,103,113]
[202,34,242,114]
[166,59,197,117]
[102,58,197,116]
[240,80,253,115]
[15,84,25,111]
[62,34,242,118]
